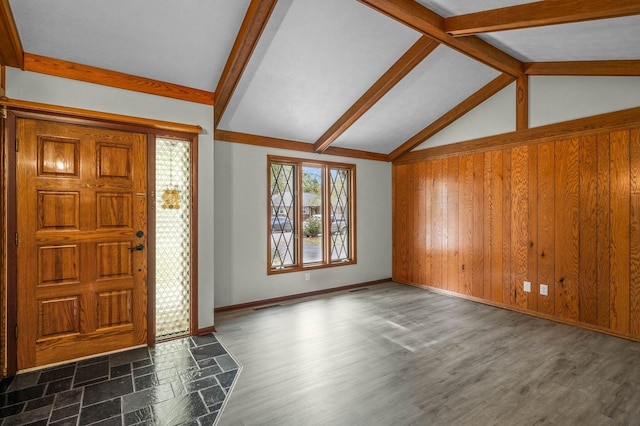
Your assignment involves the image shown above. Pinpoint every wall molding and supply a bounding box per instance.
[214,278,391,313]
[525,60,640,76]
[23,53,215,105]
[398,106,640,163]
[214,129,389,162]
[196,326,217,335]
[397,280,640,344]
[1,98,203,135]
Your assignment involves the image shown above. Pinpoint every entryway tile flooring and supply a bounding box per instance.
[0,334,240,425]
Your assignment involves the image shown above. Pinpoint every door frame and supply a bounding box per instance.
[3,104,199,376]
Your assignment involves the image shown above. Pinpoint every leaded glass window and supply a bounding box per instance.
[268,156,356,273]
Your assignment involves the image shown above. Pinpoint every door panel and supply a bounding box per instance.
[17,119,147,369]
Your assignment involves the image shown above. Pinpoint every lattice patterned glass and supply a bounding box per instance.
[270,163,296,268]
[330,168,350,261]
[156,138,191,340]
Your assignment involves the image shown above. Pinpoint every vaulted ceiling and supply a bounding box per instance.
[2,0,640,161]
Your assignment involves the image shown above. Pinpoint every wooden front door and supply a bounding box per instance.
[16,118,148,369]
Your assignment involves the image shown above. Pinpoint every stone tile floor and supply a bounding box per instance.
[0,334,240,425]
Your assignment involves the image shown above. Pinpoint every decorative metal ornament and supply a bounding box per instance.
[161,142,182,209]
[161,187,181,209]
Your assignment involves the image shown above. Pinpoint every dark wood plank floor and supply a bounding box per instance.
[214,282,640,425]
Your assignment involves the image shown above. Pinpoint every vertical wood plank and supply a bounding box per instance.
[528,144,538,311]
[416,162,426,284]
[502,149,512,305]
[555,138,580,321]
[483,152,493,300]
[391,164,397,280]
[511,145,529,309]
[458,155,474,296]
[630,128,640,336]
[516,74,529,131]
[537,142,555,316]
[442,159,450,289]
[610,130,630,333]
[596,133,611,328]
[491,151,504,303]
[631,194,640,336]
[473,153,485,298]
[424,161,433,287]
[631,128,640,193]
[579,135,598,325]
[446,157,459,293]
[431,159,443,288]
[406,163,416,283]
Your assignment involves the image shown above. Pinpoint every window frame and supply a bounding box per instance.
[267,155,357,275]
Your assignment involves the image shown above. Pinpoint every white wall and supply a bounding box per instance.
[214,141,392,307]
[416,76,640,149]
[5,68,216,329]
[530,76,640,127]
[417,83,516,150]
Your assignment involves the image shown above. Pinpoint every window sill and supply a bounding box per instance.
[268,260,356,275]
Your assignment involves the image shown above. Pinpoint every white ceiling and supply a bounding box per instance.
[482,15,640,62]
[9,0,250,91]
[7,0,640,156]
[332,46,499,153]
[218,0,421,143]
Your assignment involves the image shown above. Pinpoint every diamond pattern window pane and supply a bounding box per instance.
[270,163,296,268]
[156,138,191,340]
[330,168,350,261]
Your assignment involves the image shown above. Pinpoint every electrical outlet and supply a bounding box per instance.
[540,284,548,296]
[524,281,531,293]
[305,272,311,281]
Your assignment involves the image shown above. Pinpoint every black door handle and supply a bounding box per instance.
[129,243,144,251]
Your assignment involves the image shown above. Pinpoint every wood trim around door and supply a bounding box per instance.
[189,134,199,335]
[3,106,201,375]
[4,109,18,377]
[1,98,203,135]
[146,133,156,346]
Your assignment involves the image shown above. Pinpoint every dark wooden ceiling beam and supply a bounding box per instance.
[516,74,528,131]
[389,73,514,161]
[0,0,24,68]
[1,65,5,97]
[358,0,523,77]
[214,0,278,127]
[215,129,389,161]
[525,60,640,76]
[314,36,439,153]
[446,0,640,36]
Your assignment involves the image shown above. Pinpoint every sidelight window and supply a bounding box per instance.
[155,138,193,339]
[268,156,356,274]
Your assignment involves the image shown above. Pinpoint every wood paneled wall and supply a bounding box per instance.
[393,123,640,340]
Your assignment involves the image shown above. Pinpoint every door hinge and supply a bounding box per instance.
[1,106,6,119]
[15,232,18,246]
[15,138,19,152]
[15,325,18,340]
